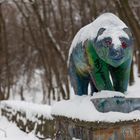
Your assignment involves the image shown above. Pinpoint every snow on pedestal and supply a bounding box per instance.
[52,91,140,140]
[52,90,140,123]
[0,100,52,120]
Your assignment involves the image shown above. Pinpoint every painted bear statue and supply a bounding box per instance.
[68,13,133,96]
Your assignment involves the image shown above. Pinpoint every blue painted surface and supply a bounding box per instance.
[69,38,133,95]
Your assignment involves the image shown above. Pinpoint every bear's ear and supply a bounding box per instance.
[94,28,106,43]
[97,28,106,36]
[123,27,132,38]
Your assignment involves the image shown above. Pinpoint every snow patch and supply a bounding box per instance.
[92,90,125,98]
[0,100,52,120]
[0,117,38,140]
[52,91,140,123]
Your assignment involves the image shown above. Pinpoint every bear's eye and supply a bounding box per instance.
[122,41,127,49]
[104,40,112,46]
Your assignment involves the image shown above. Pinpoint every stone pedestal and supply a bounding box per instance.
[54,115,140,140]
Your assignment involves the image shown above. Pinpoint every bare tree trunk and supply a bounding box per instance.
[20,86,25,100]
[68,0,75,36]
[79,0,87,26]
[129,60,135,85]
[0,3,10,100]
[85,0,98,23]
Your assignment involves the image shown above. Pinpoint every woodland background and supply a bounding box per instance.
[0,0,140,104]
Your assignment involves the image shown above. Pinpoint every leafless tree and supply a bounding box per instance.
[0,0,140,103]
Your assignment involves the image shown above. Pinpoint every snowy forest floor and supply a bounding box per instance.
[0,117,40,140]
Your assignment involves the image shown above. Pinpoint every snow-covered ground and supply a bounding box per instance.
[0,117,39,140]
[0,116,79,140]
[127,66,140,97]
[9,69,44,104]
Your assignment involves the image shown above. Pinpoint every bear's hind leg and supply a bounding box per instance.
[70,72,89,95]
[76,75,89,95]
[69,61,89,95]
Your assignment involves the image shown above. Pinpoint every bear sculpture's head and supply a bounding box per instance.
[94,27,133,67]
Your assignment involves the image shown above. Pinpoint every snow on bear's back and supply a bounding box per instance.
[70,13,127,52]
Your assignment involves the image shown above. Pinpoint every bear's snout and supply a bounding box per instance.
[109,47,124,61]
